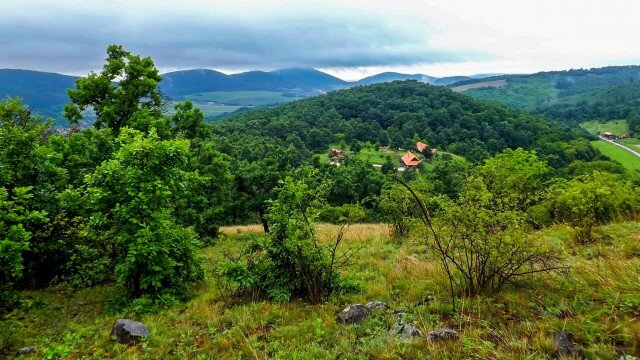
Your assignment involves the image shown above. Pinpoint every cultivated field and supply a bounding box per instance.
[450,79,507,92]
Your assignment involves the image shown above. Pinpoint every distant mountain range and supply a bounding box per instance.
[2,67,492,125]
[3,65,640,126]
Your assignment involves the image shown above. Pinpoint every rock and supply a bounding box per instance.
[620,356,640,360]
[336,304,371,324]
[364,301,389,311]
[393,311,408,323]
[552,332,584,358]
[428,328,460,342]
[16,346,36,355]
[391,322,423,339]
[110,319,150,344]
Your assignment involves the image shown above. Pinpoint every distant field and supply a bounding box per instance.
[165,101,241,118]
[450,79,507,92]
[462,76,558,110]
[591,140,640,171]
[620,137,640,148]
[181,91,295,106]
[581,119,629,136]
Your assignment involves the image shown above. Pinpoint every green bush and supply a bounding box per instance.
[219,175,357,303]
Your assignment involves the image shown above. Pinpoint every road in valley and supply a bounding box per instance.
[598,136,640,158]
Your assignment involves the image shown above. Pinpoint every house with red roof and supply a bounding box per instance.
[401,151,421,166]
[416,141,428,153]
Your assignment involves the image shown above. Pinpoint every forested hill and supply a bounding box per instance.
[0,69,76,121]
[212,80,596,168]
[451,65,640,132]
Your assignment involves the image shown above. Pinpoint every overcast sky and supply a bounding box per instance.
[1,0,640,80]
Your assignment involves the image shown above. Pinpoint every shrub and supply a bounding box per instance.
[544,171,639,242]
[218,176,357,303]
[398,177,564,308]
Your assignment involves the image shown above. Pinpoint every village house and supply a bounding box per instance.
[330,148,344,158]
[416,141,428,153]
[603,131,614,139]
[401,150,421,166]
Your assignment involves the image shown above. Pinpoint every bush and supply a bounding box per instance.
[544,171,639,242]
[218,176,357,303]
[398,177,564,308]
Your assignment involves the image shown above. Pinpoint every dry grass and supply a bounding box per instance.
[7,221,640,359]
[220,223,391,243]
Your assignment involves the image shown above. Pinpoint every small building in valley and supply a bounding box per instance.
[401,151,421,166]
[416,141,428,153]
[603,132,614,139]
[330,148,344,158]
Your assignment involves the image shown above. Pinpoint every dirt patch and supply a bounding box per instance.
[451,79,507,92]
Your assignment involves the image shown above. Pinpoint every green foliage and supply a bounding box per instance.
[0,187,45,305]
[64,45,164,133]
[219,175,355,303]
[474,149,551,213]
[86,128,203,297]
[544,171,639,242]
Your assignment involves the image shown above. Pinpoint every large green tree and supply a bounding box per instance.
[64,45,164,133]
[86,128,203,297]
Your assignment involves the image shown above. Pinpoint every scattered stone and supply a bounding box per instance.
[620,356,640,360]
[552,332,584,358]
[428,328,460,342]
[393,310,408,323]
[110,319,150,344]
[365,301,389,311]
[391,322,423,339]
[16,346,36,355]
[336,304,371,324]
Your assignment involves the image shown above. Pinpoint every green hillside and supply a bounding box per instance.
[455,66,640,134]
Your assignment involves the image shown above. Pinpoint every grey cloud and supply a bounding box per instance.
[0,2,487,74]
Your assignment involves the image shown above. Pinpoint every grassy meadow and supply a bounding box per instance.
[581,120,630,136]
[590,140,640,171]
[6,221,640,359]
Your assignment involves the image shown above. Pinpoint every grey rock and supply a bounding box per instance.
[391,322,423,339]
[428,328,460,342]
[16,346,36,355]
[336,304,370,324]
[393,311,408,323]
[110,319,150,344]
[364,301,389,311]
[552,332,584,359]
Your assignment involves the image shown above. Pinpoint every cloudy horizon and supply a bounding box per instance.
[2,0,640,80]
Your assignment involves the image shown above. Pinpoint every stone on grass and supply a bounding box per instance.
[428,328,460,342]
[16,346,36,355]
[364,301,389,311]
[552,332,584,359]
[336,304,371,324]
[391,322,423,339]
[620,356,640,360]
[110,319,150,344]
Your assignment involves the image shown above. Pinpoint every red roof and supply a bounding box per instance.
[401,151,421,166]
[416,142,427,152]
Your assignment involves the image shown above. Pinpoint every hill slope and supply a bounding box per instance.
[450,66,640,131]
[160,68,348,97]
[212,80,596,168]
[0,69,76,124]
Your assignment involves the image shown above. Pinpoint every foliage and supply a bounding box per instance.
[86,128,203,297]
[0,187,45,308]
[218,175,356,303]
[544,171,639,242]
[64,44,164,133]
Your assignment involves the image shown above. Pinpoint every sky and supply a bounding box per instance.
[1,0,640,80]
